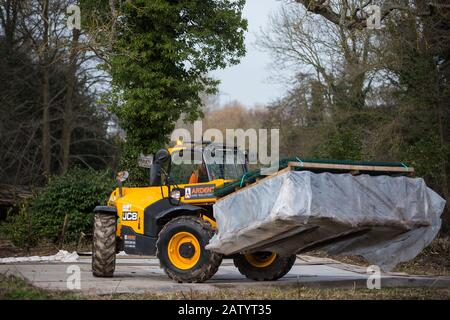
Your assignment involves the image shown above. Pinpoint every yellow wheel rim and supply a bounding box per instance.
[245,252,277,268]
[167,231,201,270]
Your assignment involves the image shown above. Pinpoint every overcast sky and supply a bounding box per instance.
[211,0,290,108]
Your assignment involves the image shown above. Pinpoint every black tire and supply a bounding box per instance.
[233,252,296,281]
[156,216,222,283]
[92,213,116,277]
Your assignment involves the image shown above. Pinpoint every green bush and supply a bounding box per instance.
[315,128,363,161]
[1,168,115,247]
[117,142,151,186]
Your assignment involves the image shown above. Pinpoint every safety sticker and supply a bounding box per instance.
[124,235,136,248]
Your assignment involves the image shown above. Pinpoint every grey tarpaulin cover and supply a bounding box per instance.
[206,171,445,271]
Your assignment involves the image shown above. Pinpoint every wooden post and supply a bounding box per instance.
[76,232,86,253]
[59,214,69,250]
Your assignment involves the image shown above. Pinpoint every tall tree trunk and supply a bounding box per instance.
[41,0,51,175]
[0,0,18,53]
[60,28,80,174]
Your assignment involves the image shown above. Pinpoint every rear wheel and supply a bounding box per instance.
[156,216,222,283]
[233,252,296,281]
[92,213,116,277]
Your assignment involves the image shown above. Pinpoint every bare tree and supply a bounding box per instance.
[259,2,385,112]
[60,27,80,174]
[0,0,19,52]
[293,0,450,29]
[41,0,51,175]
[0,0,117,185]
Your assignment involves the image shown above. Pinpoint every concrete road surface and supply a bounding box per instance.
[1,255,449,295]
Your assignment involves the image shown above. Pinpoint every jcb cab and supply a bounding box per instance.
[92,142,296,282]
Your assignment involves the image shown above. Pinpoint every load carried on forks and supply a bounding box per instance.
[207,160,445,271]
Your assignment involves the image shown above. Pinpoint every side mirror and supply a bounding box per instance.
[116,171,129,182]
[150,149,170,186]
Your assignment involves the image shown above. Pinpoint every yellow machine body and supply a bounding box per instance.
[102,142,245,256]
[109,179,227,237]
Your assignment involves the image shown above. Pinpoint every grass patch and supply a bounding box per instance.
[0,274,54,299]
[105,287,450,300]
[0,274,81,300]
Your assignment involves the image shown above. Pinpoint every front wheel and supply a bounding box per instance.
[233,252,296,281]
[92,213,116,277]
[156,216,222,283]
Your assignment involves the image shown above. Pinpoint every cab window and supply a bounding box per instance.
[170,150,209,184]
[204,148,246,181]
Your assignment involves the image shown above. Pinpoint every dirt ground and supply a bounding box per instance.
[308,236,450,276]
[0,239,57,258]
[0,237,87,258]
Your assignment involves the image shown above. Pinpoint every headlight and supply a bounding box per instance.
[170,189,181,200]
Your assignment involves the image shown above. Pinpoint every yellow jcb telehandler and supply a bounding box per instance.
[92,142,296,283]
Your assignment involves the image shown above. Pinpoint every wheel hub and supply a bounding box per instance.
[179,242,195,258]
[245,251,277,268]
[167,231,201,270]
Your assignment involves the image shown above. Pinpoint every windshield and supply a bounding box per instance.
[204,148,246,181]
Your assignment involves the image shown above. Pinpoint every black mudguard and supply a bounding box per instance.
[143,199,206,237]
[155,204,205,221]
[94,206,117,216]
